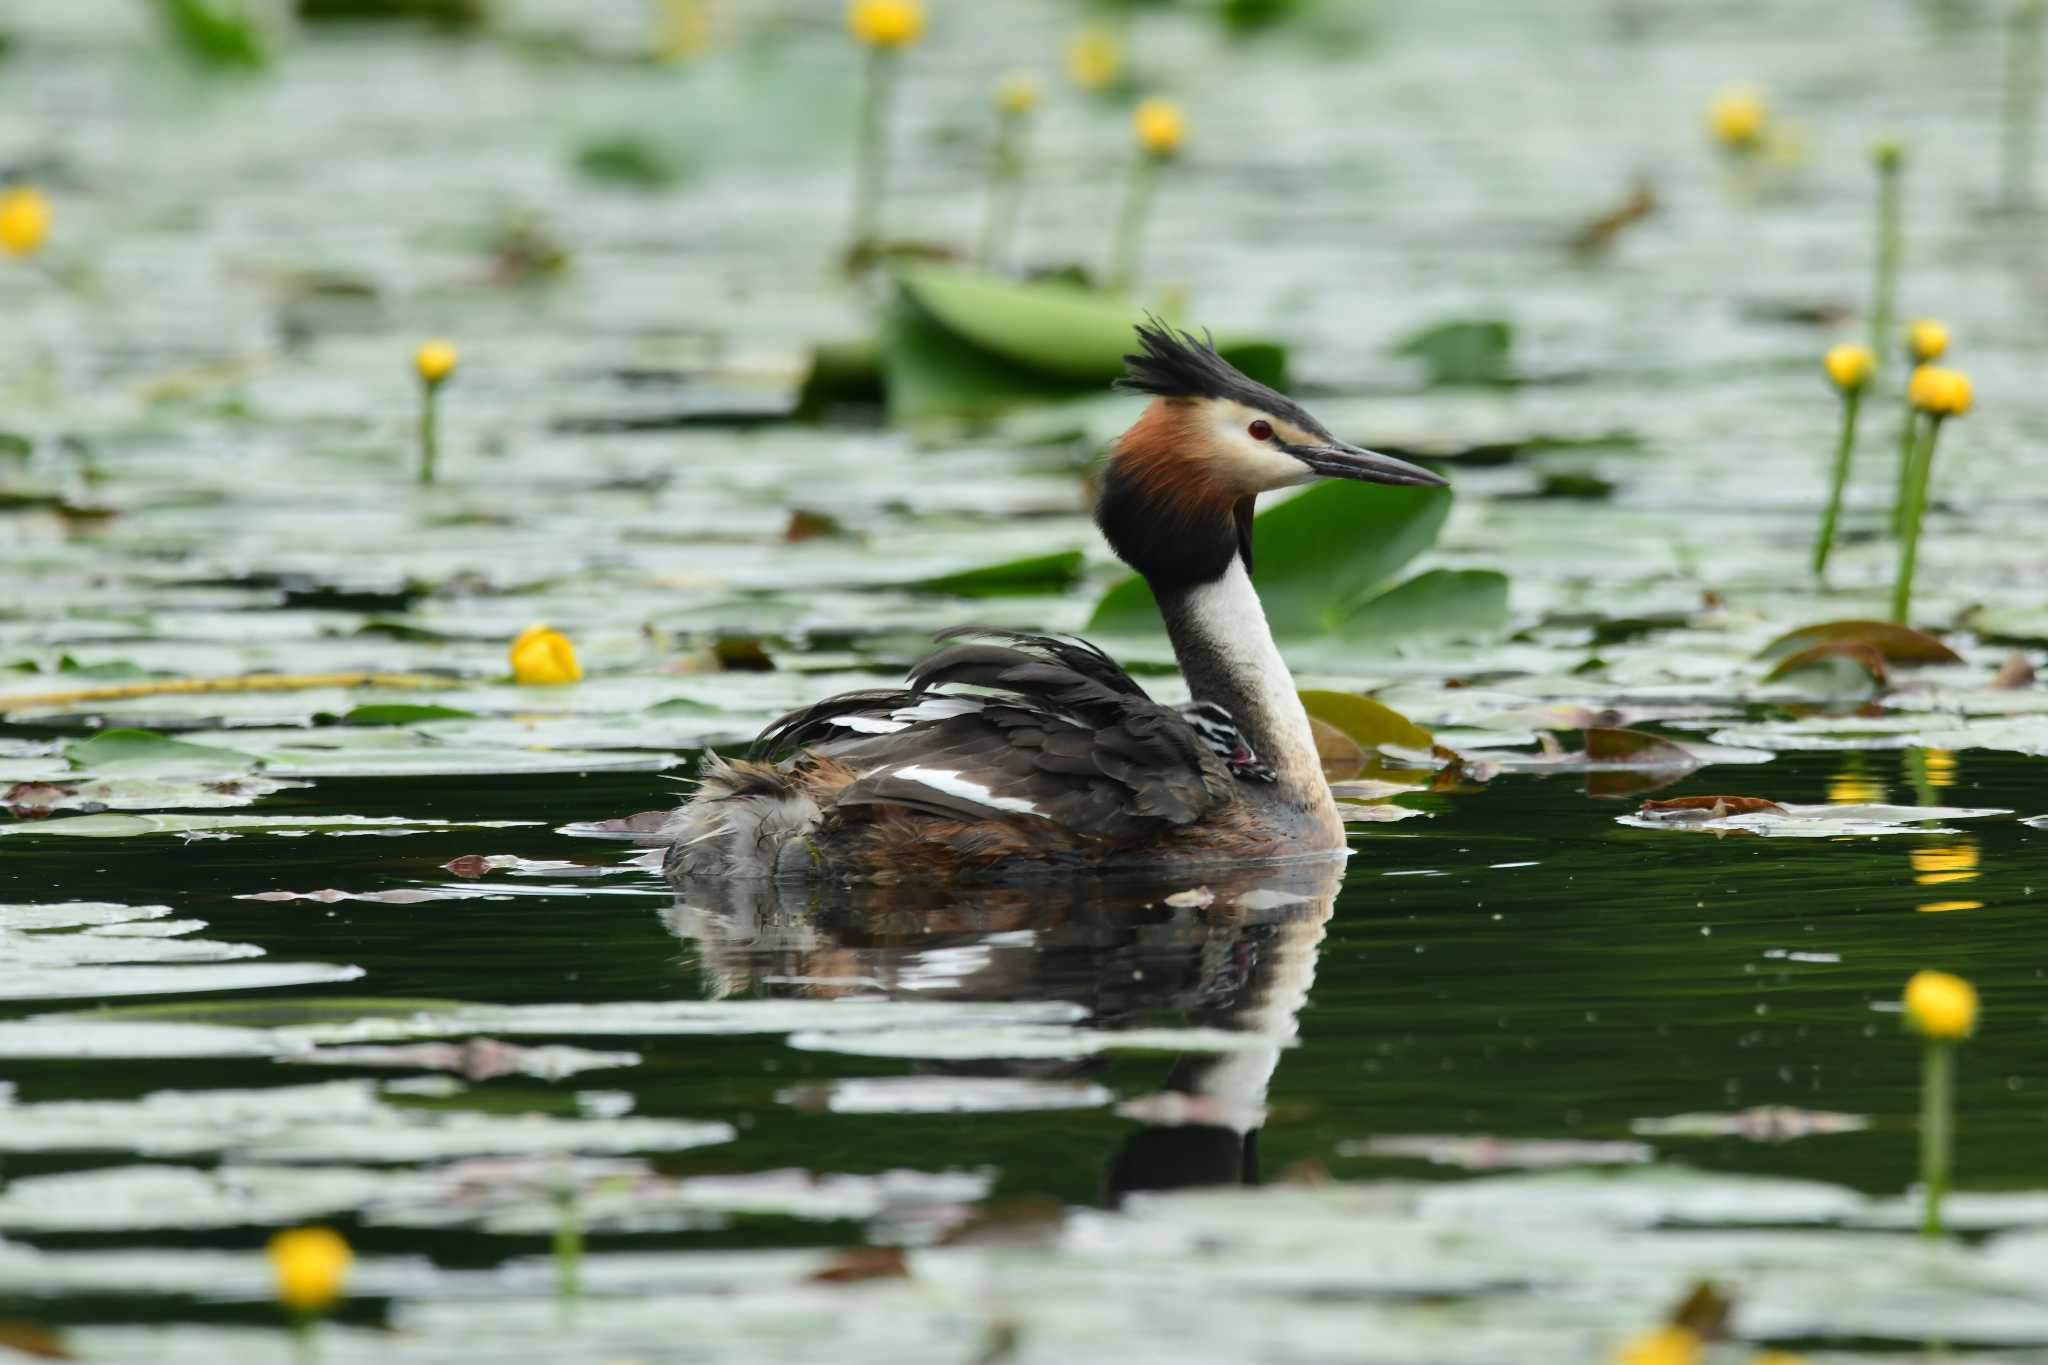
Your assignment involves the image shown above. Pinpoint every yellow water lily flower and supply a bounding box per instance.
[1066,24,1121,90]
[511,625,583,685]
[268,1226,352,1314]
[0,186,51,257]
[1823,343,1875,392]
[653,0,711,61]
[1133,97,1185,157]
[1903,969,1978,1039]
[1907,365,1972,418]
[996,72,1042,115]
[1616,1325,1702,1365]
[415,339,458,385]
[1905,318,1950,363]
[847,0,924,49]
[1708,84,1767,150]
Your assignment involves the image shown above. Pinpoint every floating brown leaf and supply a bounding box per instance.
[0,1321,72,1360]
[1308,715,1367,780]
[1763,640,1888,687]
[1583,728,1700,768]
[938,1196,1066,1248]
[1993,650,2036,689]
[783,509,845,543]
[1569,182,1657,256]
[1758,619,1961,666]
[1639,796,1788,818]
[808,1246,908,1283]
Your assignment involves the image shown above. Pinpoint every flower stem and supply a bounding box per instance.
[1891,402,1921,537]
[1108,154,1159,292]
[1813,387,1863,578]
[2002,0,2045,211]
[290,1314,320,1365]
[1921,1038,1955,1238]
[978,110,1028,269]
[849,47,896,263]
[1870,152,1902,361]
[1891,414,1943,623]
[417,383,440,486]
[553,1171,582,1319]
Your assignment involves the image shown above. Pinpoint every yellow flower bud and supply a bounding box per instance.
[1615,1325,1702,1365]
[0,186,51,258]
[1907,365,1972,418]
[1708,84,1767,150]
[510,624,583,685]
[847,0,924,49]
[1903,969,1978,1040]
[415,340,459,386]
[1905,318,1950,363]
[995,73,1042,116]
[268,1226,352,1315]
[1065,25,1122,91]
[1133,98,1185,157]
[1823,343,1875,392]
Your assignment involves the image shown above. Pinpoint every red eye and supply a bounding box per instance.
[1247,420,1274,441]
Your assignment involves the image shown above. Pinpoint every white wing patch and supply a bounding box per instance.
[892,765,1043,816]
[891,696,984,724]
[827,715,908,734]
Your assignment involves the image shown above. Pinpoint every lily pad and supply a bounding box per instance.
[1089,480,1470,640]
[897,267,1286,388]
[785,1024,1291,1061]
[0,1079,734,1165]
[1619,802,2010,838]
[1332,568,1510,646]
[1391,318,1515,386]
[1298,690,1433,753]
[0,814,539,839]
[907,550,1084,597]
[63,729,259,775]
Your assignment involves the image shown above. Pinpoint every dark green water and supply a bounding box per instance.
[7,741,2040,1306]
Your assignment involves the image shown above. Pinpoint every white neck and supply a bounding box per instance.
[1157,559,1343,849]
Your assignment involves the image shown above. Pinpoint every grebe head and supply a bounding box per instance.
[1177,700,1277,784]
[1096,319,1445,592]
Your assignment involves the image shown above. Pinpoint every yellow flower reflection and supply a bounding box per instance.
[1917,900,1984,914]
[1825,764,1886,804]
[1920,747,1958,788]
[1911,840,1979,886]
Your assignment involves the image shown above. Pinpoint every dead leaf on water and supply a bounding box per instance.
[1638,796,1788,819]
[807,1246,907,1283]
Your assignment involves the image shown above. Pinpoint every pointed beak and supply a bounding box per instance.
[1296,441,1447,488]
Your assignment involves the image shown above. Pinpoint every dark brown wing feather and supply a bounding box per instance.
[751,629,1234,845]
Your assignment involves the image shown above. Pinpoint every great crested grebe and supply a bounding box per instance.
[667,321,1444,883]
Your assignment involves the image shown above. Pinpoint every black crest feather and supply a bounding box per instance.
[1115,317,1323,435]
